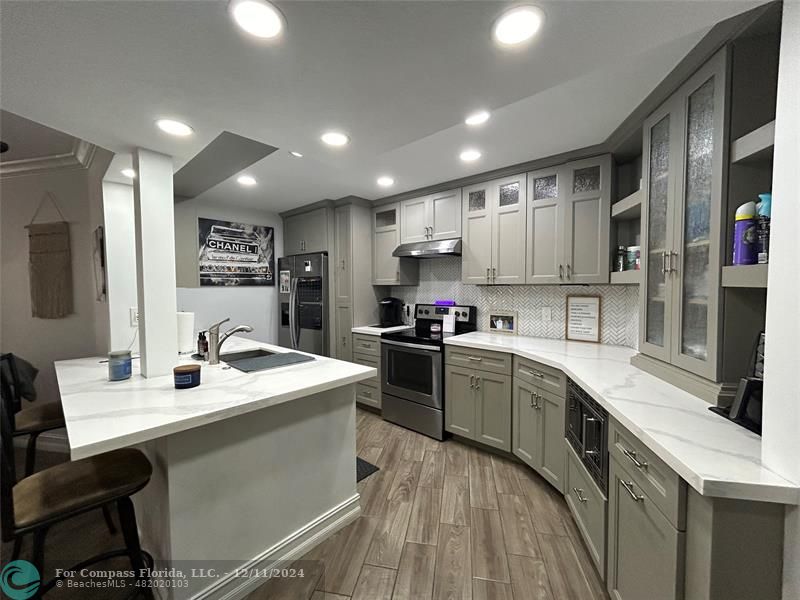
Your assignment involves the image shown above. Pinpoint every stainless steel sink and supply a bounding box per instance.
[219,348,275,363]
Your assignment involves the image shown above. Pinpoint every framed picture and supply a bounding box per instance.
[198,218,275,286]
[566,296,601,343]
[488,310,517,335]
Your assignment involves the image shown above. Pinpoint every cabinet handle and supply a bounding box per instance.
[534,393,542,410]
[670,251,679,274]
[475,376,481,391]
[396,271,400,281]
[428,226,433,237]
[486,267,491,283]
[621,480,644,502]
[559,264,564,279]
[661,251,667,274]
[566,264,571,279]
[621,447,648,470]
[470,374,475,388]
[467,356,483,362]
[526,369,544,379]
[529,390,534,408]
[572,487,588,503]
[492,267,496,283]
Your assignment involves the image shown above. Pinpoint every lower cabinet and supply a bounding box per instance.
[512,378,566,492]
[445,362,511,451]
[565,444,607,578]
[352,335,381,410]
[335,306,353,361]
[607,455,684,600]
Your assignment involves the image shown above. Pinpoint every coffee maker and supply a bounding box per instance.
[379,297,403,327]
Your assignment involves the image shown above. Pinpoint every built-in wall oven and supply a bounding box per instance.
[566,378,609,493]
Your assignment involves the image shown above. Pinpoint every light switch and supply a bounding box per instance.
[542,307,552,322]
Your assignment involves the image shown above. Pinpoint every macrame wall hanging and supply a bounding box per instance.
[25,192,74,319]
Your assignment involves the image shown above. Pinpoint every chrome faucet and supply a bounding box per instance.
[207,318,254,365]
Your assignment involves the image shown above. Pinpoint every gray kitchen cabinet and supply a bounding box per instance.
[400,188,462,243]
[565,444,607,577]
[512,378,566,493]
[334,204,352,305]
[372,203,419,285]
[474,370,512,451]
[607,455,684,600]
[461,173,527,284]
[525,156,611,284]
[637,51,727,382]
[335,305,353,362]
[283,206,330,254]
[444,365,476,438]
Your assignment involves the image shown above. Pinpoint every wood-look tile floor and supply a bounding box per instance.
[248,409,609,600]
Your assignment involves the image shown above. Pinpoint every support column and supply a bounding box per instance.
[132,149,178,377]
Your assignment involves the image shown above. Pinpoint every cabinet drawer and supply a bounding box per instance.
[608,457,684,600]
[355,382,380,409]
[352,352,379,387]
[445,346,511,375]
[514,356,566,397]
[352,334,381,356]
[565,444,607,577]
[609,419,686,530]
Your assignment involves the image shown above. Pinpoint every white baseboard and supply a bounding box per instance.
[192,493,361,600]
[13,429,69,454]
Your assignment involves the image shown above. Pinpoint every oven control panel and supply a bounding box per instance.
[415,304,474,322]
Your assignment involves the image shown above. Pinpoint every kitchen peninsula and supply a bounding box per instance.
[54,337,375,599]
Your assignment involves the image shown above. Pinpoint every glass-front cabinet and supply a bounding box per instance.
[639,50,726,381]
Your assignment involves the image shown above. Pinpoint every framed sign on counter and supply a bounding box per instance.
[566,295,601,343]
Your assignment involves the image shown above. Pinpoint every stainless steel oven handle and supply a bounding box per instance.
[621,480,644,502]
[621,447,648,470]
[381,339,441,352]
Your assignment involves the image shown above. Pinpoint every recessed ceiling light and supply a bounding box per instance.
[493,5,545,47]
[321,131,350,147]
[465,110,490,126]
[289,151,303,158]
[460,149,482,162]
[121,168,136,179]
[229,0,284,39]
[377,176,395,188]
[155,119,193,137]
[237,175,257,186]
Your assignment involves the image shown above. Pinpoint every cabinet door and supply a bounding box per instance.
[400,195,430,243]
[283,213,304,254]
[512,378,539,467]
[475,371,512,451]
[461,183,493,284]
[669,54,726,380]
[334,205,352,305]
[538,389,566,494]
[335,305,353,361]
[562,156,611,284]
[301,207,330,254]
[639,99,681,362]
[430,188,462,240]
[445,365,476,439]
[373,204,405,285]
[491,174,527,284]
[526,168,565,284]
[607,458,684,600]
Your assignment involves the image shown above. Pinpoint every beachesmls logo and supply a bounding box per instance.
[0,560,40,599]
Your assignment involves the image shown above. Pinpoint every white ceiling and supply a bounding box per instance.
[0,110,77,162]
[0,1,760,211]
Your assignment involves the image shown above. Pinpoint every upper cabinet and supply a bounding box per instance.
[372,203,419,286]
[526,156,612,284]
[639,51,727,381]
[400,188,462,243]
[283,206,331,254]
[462,173,527,284]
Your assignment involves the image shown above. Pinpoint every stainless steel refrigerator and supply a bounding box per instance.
[278,253,329,356]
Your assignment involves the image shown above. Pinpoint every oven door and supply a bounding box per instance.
[381,340,442,409]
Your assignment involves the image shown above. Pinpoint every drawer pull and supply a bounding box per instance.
[525,368,544,378]
[621,480,644,502]
[467,356,483,362]
[621,447,648,470]
[470,374,475,389]
[533,392,542,410]
[572,487,588,503]
[362,389,372,397]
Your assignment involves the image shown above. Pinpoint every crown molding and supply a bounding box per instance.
[0,139,98,179]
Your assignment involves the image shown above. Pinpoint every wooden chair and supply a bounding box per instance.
[1,360,155,599]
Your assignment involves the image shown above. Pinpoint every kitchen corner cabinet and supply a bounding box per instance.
[461,173,527,285]
[283,206,331,254]
[639,50,727,381]
[400,188,462,243]
[372,203,419,285]
[526,155,612,284]
[335,305,353,362]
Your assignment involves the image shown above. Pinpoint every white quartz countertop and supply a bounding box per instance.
[444,332,798,505]
[351,325,413,336]
[55,337,376,460]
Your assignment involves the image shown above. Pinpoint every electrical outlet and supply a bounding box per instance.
[542,306,552,322]
[129,307,139,327]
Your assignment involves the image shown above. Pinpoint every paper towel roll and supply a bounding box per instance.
[177,312,195,354]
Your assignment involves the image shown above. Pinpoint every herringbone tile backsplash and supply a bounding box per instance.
[379,257,639,348]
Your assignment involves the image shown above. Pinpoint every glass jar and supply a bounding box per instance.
[108,350,132,381]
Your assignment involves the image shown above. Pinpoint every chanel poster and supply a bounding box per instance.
[198,218,274,286]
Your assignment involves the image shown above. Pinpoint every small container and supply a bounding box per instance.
[174,364,201,389]
[626,245,641,270]
[615,246,626,272]
[756,193,771,264]
[108,350,132,381]
[733,201,758,265]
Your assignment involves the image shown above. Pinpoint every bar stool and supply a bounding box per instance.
[1,365,155,599]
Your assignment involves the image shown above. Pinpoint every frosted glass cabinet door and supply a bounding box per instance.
[670,55,726,380]
[491,174,527,284]
[461,183,493,284]
[526,168,564,284]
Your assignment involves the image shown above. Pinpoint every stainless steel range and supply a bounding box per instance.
[381,303,477,440]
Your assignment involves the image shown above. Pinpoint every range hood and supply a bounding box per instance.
[392,238,462,258]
